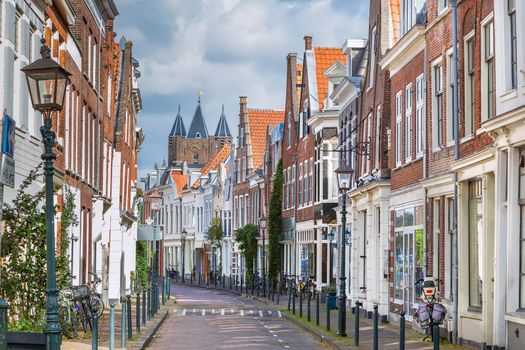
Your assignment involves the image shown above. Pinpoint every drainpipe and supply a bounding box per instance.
[451,0,460,344]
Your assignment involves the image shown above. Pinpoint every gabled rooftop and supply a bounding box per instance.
[247,109,285,170]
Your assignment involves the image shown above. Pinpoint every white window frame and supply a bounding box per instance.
[481,15,494,122]
[432,58,444,151]
[446,49,455,144]
[400,0,415,37]
[438,0,448,15]
[374,106,381,171]
[463,34,474,138]
[508,0,517,91]
[405,83,413,163]
[395,91,402,167]
[415,74,424,158]
[368,27,376,90]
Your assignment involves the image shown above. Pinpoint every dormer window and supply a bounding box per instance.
[196,132,201,138]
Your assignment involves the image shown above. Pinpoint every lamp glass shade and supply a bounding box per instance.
[23,65,70,112]
[260,217,267,229]
[181,230,187,239]
[335,165,354,191]
[328,229,335,243]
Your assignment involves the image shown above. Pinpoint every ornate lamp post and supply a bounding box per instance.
[181,229,187,283]
[328,229,335,285]
[259,216,267,295]
[335,164,354,337]
[149,196,161,314]
[22,39,71,349]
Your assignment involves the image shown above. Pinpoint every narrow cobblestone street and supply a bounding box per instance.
[147,284,324,349]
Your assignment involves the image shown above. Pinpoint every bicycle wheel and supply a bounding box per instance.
[81,300,92,332]
[91,295,104,318]
[59,306,76,339]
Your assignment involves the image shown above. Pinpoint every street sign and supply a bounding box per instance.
[0,156,15,188]
[2,115,15,158]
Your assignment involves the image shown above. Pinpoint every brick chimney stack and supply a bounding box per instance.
[304,35,312,50]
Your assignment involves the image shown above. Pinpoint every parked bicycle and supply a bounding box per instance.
[414,278,447,342]
[58,289,82,339]
[304,275,317,300]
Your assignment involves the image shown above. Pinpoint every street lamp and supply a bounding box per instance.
[328,229,335,285]
[150,195,162,314]
[181,229,187,283]
[22,39,71,350]
[334,164,354,337]
[260,216,267,295]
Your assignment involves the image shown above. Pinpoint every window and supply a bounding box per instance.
[445,197,454,299]
[400,0,414,36]
[438,0,448,14]
[508,0,517,89]
[465,39,474,136]
[447,51,456,142]
[365,116,371,174]
[395,91,402,167]
[519,150,525,308]
[239,128,244,147]
[299,163,303,206]
[360,210,367,290]
[291,164,295,208]
[0,0,3,39]
[483,21,494,120]
[14,10,20,53]
[374,106,381,170]
[368,27,376,89]
[415,75,424,157]
[433,63,443,148]
[405,84,412,162]
[468,179,483,310]
[193,153,198,163]
[287,112,292,148]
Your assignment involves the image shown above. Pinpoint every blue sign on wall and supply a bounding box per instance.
[2,115,15,158]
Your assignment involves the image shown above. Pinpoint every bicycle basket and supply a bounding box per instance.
[432,303,447,324]
[72,285,90,299]
[416,304,430,325]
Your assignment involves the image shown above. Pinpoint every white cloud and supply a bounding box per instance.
[116,0,369,176]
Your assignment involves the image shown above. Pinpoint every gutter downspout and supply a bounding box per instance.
[451,0,460,344]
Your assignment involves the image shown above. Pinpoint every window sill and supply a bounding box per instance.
[500,89,518,102]
[460,134,473,143]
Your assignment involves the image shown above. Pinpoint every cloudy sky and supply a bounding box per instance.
[115,0,369,177]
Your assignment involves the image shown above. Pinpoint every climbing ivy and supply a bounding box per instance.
[235,224,258,288]
[268,159,283,290]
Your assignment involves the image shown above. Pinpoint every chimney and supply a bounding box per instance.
[239,96,247,115]
[304,35,312,50]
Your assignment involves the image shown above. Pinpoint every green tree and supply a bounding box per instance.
[0,166,77,331]
[208,217,223,278]
[136,240,148,289]
[268,159,283,289]
[235,224,257,288]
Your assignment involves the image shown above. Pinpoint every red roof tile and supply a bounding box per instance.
[390,0,400,44]
[170,171,188,197]
[201,144,231,175]
[247,109,284,170]
[313,47,346,110]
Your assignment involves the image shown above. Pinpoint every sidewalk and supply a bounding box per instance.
[62,292,171,350]
[177,279,471,350]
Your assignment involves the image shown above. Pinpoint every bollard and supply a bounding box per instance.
[355,301,361,346]
[433,320,440,350]
[207,275,210,287]
[373,305,379,350]
[299,288,303,318]
[215,273,218,288]
[399,311,406,350]
[92,303,98,350]
[127,295,132,340]
[326,296,331,331]
[292,287,296,315]
[109,302,115,350]
[147,287,151,320]
[241,275,243,293]
[168,276,171,299]
[276,279,280,304]
[252,279,255,295]
[0,299,8,350]
[272,282,275,302]
[136,292,141,333]
[316,293,320,326]
[288,284,291,311]
[142,290,146,325]
[223,274,225,289]
[268,280,271,301]
[199,272,201,285]
[236,275,238,291]
[307,294,311,322]
[162,278,166,305]
[229,275,232,290]
[121,298,126,348]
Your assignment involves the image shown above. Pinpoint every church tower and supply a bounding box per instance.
[167,101,233,167]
